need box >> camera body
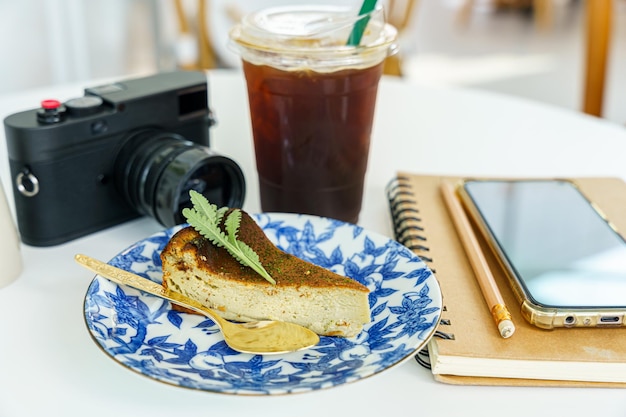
[4,71,243,247]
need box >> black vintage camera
[4,71,246,246]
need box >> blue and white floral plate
[83,213,442,395]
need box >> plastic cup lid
[228,5,398,71]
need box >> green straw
[346,0,378,46]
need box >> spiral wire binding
[386,176,455,370]
[385,176,432,262]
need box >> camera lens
[116,130,245,227]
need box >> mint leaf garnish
[182,191,276,285]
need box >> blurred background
[1,0,624,124]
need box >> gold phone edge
[454,177,626,330]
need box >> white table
[1,70,626,417]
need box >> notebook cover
[390,172,626,387]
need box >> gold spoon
[75,254,320,355]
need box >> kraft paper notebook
[386,172,626,388]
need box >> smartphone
[458,178,626,329]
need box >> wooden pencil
[440,181,515,339]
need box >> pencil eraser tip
[499,320,515,338]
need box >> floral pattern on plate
[83,213,442,395]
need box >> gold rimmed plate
[83,213,442,395]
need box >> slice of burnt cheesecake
[160,210,371,337]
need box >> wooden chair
[173,0,419,76]
[383,0,420,76]
[173,0,220,70]
[582,0,613,118]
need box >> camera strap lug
[16,168,39,197]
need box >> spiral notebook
[386,172,626,387]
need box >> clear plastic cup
[229,5,397,223]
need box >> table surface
[2,70,626,416]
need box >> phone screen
[462,179,626,309]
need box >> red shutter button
[41,99,62,110]
[37,99,66,124]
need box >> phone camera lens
[565,316,576,326]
